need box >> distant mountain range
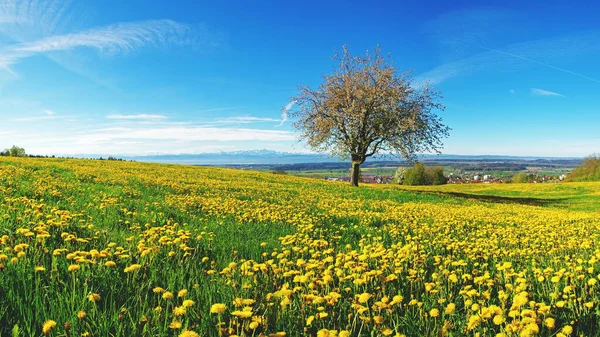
[110,150,582,165]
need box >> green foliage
[402,163,447,186]
[511,173,532,183]
[393,167,407,184]
[2,145,27,157]
[568,154,600,182]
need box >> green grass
[1,157,600,336]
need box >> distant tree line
[395,163,447,186]
[567,154,600,182]
[0,145,127,161]
[0,145,27,157]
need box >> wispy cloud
[13,114,67,121]
[531,88,564,97]
[81,126,296,143]
[107,114,168,120]
[215,116,280,124]
[276,101,296,127]
[197,107,243,113]
[423,8,522,63]
[44,109,55,115]
[0,19,199,69]
[417,30,600,85]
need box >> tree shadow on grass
[414,191,566,207]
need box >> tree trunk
[350,161,360,187]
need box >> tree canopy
[1,145,27,157]
[288,46,449,186]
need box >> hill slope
[1,157,600,336]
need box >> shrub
[568,154,600,182]
[511,173,531,183]
[402,163,447,186]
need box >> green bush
[511,173,531,183]
[402,163,447,186]
[568,154,600,182]
[2,145,26,157]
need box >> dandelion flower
[169,321,182,329]
[182,299,195,307]
[210,303,227,314]
[173,306,187,316]
[88,293,101,303]
[232,310,253,318]
[357,293,371,304]
[42,320,57,335]
[124,264,141,272]
[179,331,200,337]
[445,303,455,314]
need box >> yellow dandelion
[173,306,187,316]
[169,321,182,329]
[445,303,455,314]
[42,320,57,335]
[179,331,200,337]
[357,293,371,304]
[231,310,253,318]
[210,303,227,314]
[544,317,555,330]
[88,293,101,303]
[123,264,141,272]
[182,299,195,307]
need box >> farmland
[1,157,600,336]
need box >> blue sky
[0,0,599,157]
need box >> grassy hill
[1,157,600,336]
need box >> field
[1,157,600,337]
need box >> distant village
[325,172,567,184]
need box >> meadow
[1,157,600,337]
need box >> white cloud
[0,19,197,70]
[13,114,69,121]
[276,101,296,127]
[44,109,55,115]
[530,88,564,97]
[79,126,296,143]
[107,114,168,120]
[0,124,298,155]
[214,116,280,124]
[197,107,242,113]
